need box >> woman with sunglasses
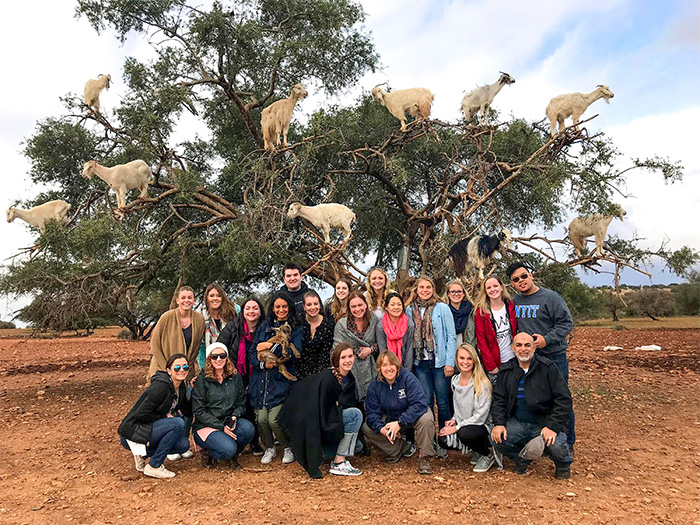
[192,342,255,469]
[118,354,192,479]
[148,285,205,383]
[249,292,302,465]
[197,283,240,372]
[474,276,517,381]
[445,279,474,348]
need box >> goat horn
[596,84,604,87]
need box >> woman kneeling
[192,343,255,469]
[281,343,363,478]
[362,351,435,475]
[439,344,498,472]
[118,354,192,479]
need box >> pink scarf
[382,313,408,362]
[237,321,254,377]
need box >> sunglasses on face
[210,353,228,361]
[511,272,529,283]
[172,365,190,372]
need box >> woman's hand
[443,366,455,378]
[358,347,372,359]
[439,426,457,436]
[223,426,238,440]
[380,421,401,444]
[264,361,277,369]
[488,367,499,374]
[257,341,273,351]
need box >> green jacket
[191,370,247,432]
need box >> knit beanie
[206,342,228,359]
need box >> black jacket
[278,282,311,316]
[491,354,571,434]
[117,370,192,443]
[191,370,247,432]
[279,369,358,478]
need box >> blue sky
[0,0,698,319]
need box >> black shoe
[228,457,242,470]
[201,449,215,469]
[250,441,265,456]
[514,461,529,475]
[555,466,571,479]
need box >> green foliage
[535,263,605,321]
[672,271,700,315]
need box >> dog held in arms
[449,230,512,279]
[257,323,301,381]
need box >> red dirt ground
[0,326,698,524]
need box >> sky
[1,0,699,318]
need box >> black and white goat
[448,230,512,278]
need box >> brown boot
[201,449,215,469]
[417,454,432,475]
[227,456,242,470]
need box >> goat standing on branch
[6,200,72,232]
[261,83,308,151]
[546,84,614,137]
[82,160,153,211]
[84,74,111,116]
[461,72,516,125]
[568,205,627,258]
[449,230,512,279]
[371,85,434,132]
[287,202,355,244]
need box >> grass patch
[579,316,699,329]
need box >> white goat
[287,202,356,244]
[546,85,614,137]
[461,72,516,125]
[568,205,626,257]
[371,85,434,132]
[82,160,152,209]
[84,74,112,115]
[261,83,309,151]
[6,200,71,231]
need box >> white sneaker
[282,447,295,464]
[133,454,146,472]
[166,453,182,461]
[261,448,277,464]
[180,450,194,459]
[329,460,362,476]
[144,464,176,479]
[473,453,495,473]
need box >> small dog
[257,323,301,381]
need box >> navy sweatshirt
[365,370,429,433]
[513,288,574,358]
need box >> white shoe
[261,448,277,464]
[180,450,194,459]
[166,453,182,461]
[144,464,176,479]
[133,454,146,472]
[329,459,362,476]
[282,447,295,464]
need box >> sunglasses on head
[511,272,530,283]
[210,353,228,361]
[172,364,190,372]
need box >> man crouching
[491,332,573,479]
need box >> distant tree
[601,289,625,321]
[625,288,675,321]
[536,263,604,321]
[672,271,700,316]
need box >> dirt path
[0,327,698,524]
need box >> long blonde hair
[456,343,491,398]
[406,275,440,307]
[474,275,512,315]
[365,267,391,312]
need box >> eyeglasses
[210,353,228,361]
[172,364,190,372]
[448,290,464,295]
[510,272,529,283]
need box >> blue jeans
[322,408,364,460]
[193,418,255,460]
[414,358,451,428]
[120,417,190,468]
[493,418,572,469]
[548,353,575,446]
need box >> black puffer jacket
[191,370,247,432]
[490,354,571,434]
[118,370,192,443]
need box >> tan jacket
[147,308,205,383]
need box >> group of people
[118,262,576,480]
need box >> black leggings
[457,424,491,456]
